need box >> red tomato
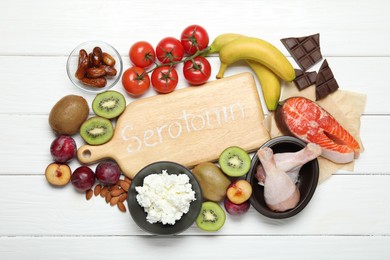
[129,41,156,69]
[156,37,185,64]
[183,57,212,85]
[151,66,178,94]
[180,25,209,55]
[122,66,150,96]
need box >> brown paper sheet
[264,83,367,183]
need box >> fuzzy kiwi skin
[49,95,89,135]
[192,162,231,202]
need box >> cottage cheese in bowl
[128,161,202,235]
[135,170,196,225]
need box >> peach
[45,163,71,186]
[226,179,252,204]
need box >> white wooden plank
[0,236,389,260]
[0,175,389,236]
[0,0,389,56]
[0,114,385,175]
[0,56,385,114]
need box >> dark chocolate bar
[293,69,317,90]
[281,33,322,71]
[315,59,339,100]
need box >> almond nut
[105,191,112,204]
[110,196,120,206]
[124,177,131,184]
[117,201,126,213]
[119,193,128,202]
[118,180,130,191]
[100,186,109,197]
[109,185,120,192]
[94,184,102,196]
[111,189,124,197]
[86,189,93,200]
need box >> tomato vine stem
[145,46,211,74]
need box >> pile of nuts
[75,46,117,88]
[86,176,131,212]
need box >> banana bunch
[208,33,295,111]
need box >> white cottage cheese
[135,170,196,225]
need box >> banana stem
[216,63,228,79]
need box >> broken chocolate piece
[281,33,322,71]
[293,69,317,90]
[315,59,339,100]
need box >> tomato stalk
[145,47,211,75]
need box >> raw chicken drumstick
[257,147,300,212]
[255,143,322,185]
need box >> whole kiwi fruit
[192,162,231,202]
[49,95,89,135]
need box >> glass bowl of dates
[246,136,320,219]
[66,41,123,93]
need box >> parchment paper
[264,83,367,183]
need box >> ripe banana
[207,33,244,54]
[246,60,280,111]
[217,37,295,82]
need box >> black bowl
[246,136,319,219]
[127,161,202,235]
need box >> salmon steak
[275,97,360,164]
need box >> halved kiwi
[79,116,114,145]
[195,201,226,231]
[92,90,126,119]
[218,146,251,177]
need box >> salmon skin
[275,97,360,164]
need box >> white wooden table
[1,0,389,259]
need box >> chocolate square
[315,60,339,100]
[293,69,317,90]
[281,33,323,71]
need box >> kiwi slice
[80,116,114,145]
[92,90,126,119]
[218,146,251,177]
[195,201,226,231]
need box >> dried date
[81,77,107,88]
[75,49,89,80]
[92,47,103,66]
[102,52,116,67]
[99,65,117,76]
[86,67,106,78]
[75,46,117,88]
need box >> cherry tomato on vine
[180,25,209,55]
[151,66,178,94]
[122,66,150,96]
[183,56,212,86]
[156,37,185,64]
[129,41,156,69]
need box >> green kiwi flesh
[80,117,114,145]
[92,90,126,119]
[195,201,226,231]
[218,146,251,177]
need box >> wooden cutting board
[77,72,270,179]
